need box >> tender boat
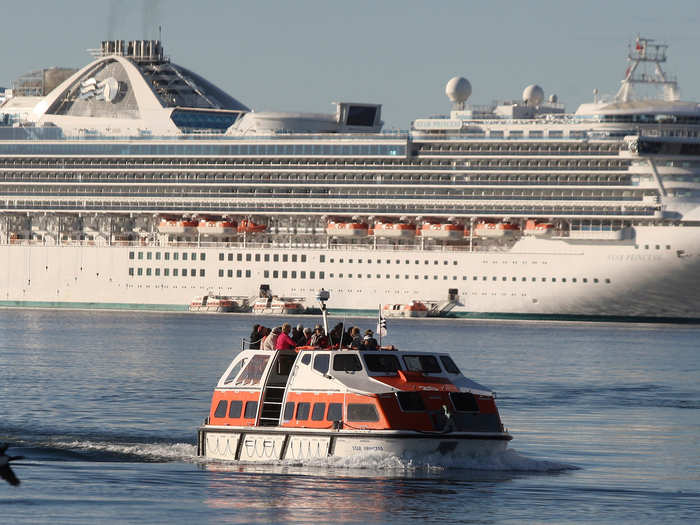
[382,300,430,318]
[237,219,267,234]
[523,219,554,236]
[474,221,520,239]
[325,220,370,238]
[420,222,464,241]
[157,218,197,235]
[190,294,240,313]
[197,219,237,236]
[373,221,417,238]
[252,296,306,315]
[197,293,512,462]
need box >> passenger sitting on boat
[329,323,345,347]
[349,327,363,349]
[292,323,306,346]
[302,327,312,345]
[363,329,378,351]
[275,323,297,350]
[249,324,261,349]
[310,325,329,347]
[263,326,281,350]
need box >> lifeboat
[326,220,369,238]
[382,300,430,318]
[238,219,267,234]
[189,294,239,313]
[373,221,416,238]
[196,321,512,462]
[252,296,306,315]
[474,221,520,239]
[420,222,464,241]
[157,218,197,235]
[197,220,237,236]
[523,220,554,236]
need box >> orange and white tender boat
[474,221,520,239]
[197,219,237,236]
[252,296,306,315]
[373,221,417,238]
[420,222,464,241]
[189,294,239,313]
[196,335,512,461]
[382,300,430,318]
[157,218,197,235]
[523,219,555,236]
[325,220,370,238]
[238,219,267,234]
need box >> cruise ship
[1,37,699,320]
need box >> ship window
[282,271,288,278]
[255,254,261,262]
[137,268,143,276]
[605,278,611,283]
[155,268,160,276]
[237,254,243,261]
[320,255,326,263]
[273,270,279,278]
[450,392,479,412]
[313,354,330,374]
[228,270,233,277]
[129,251,135,260]
[403,355,442,373]
[594,278,599,283]
[235,354,270,386]
[200,253,206,261]
[183,253,188,261]
[173,253,178,260]
[244,401,258,419]
[583,278,588,283]
[156,252,161,261]
[347,403,379,422]
[440,356,461,374]
[327,403,342,421]
[264,254,270,262]
[283,402,295,421]
[333,354,363,372]
[245,270,251,278]
[312,402,326,421]
[301,353,311,365]
[246,254,252,261]
[200,269,205,277]
[291,271,297,278]
[319,272,325,279]
[223,358,247,384]
[138,252,143,260]
[129,268,134,276]
[283,254,288,262]
[310,271,315,279]
[165,253,170,261]
[296,402,310,421]
[228,400,243,418]
[292,254,297,262]
[213,400,228,418]
[274,254,279,262]
[397,391,425,411]
[237,270,243,277]
[300,271,306,279]
[264,270,269,278]
[173,269,178,276]
[190,269,196,277]
[219,253,224,261]
[363,354,400,373]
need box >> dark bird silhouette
[0,444,24,486]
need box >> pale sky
[2,0,699,127]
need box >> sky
[2,0,699,128]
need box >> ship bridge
[29,40,249,135]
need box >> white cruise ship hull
[2,225,699,320]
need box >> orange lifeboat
[524,220,554,236]
[197,219,237,236]
[382,300,429,318]
[326,220,369,238]
[238,219,267,234]
[420,222,464,241]
[373,221,416,239]
[158,218,197,235]
[474,221,520,239]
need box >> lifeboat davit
[382,300,430,318]
[474,221,520,239]
[326,220,369,238]
[523,220,554,236]
[196,321,512,462]
[197,220,237,236]
[158,218,197,235]
[373,221,416,238]
[238,219,267,234]
[420,222,464,241]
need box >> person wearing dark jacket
[249,324,261,349]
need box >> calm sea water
[1,309,698,524]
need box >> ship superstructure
[1,38,699,320]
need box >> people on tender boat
[302,327,312,345]
[349,326,363,349]
[292,323,306,346]
[310,325,329,347]
[249,324,262,349]
[275,323,296,350]
[363,329,378,350]
[263,326,281,350]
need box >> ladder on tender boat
[259,385,286,426]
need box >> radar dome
[445,77,472,104]
[522,84,544,106]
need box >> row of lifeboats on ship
[325,218,557,240]
[157,217,267,236]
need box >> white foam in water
[52,440,197,461]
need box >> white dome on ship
[445,76,472,103]
[522,84,544,106]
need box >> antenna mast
[616,36,679,102]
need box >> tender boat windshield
[403,355,442,373]
[363,354,401,374]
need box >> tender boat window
[234,355,270,386]
[333,354,363,372]
[244,401,258,419]
[403,355,442,373]
[327,403,342,421]
[214,400,227,418]
[363,354,401,374]
[223,358,247,384]
[396,392,425,411]
[313,354,330,374]
[300,353,311,365]
[450,392,480,412]
[228,400,243,418]
[347,403,380,422]
[296,402,311,420]
[440,355,461,374]
[312,402,326,421]
[283,402,295,421]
